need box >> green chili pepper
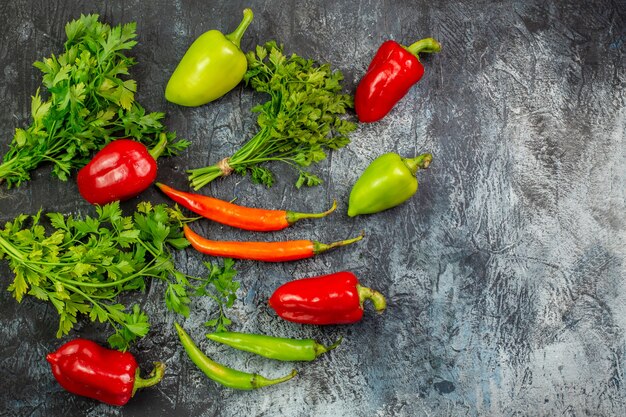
[207,332,342,362]
[174,323,296,390]
[348,152,432,217]
[165,9,254,106]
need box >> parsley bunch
[187,41,356,189]
[0,14,189,189]
[0,202,237,350]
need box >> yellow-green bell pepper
[165,9,254,107]
[347,152,432,217]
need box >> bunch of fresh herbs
[0,14,189,188]
[0,201,238,350]
[187,41,356,189]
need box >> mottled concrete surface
[0,1,624,416]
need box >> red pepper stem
[403,153,432,176]
[148,133,168,160]
[313,231,365,255]
[356,284,387,312]
[314,336,343,357]
[286,199,337,225]
[405,37,442,58]
[225,8,254,48]
[131,361,166,397]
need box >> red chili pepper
[77,133,168,205]
[355,37,441,123]
[156,182,337,231]
[183,224,363,262]
[269,271,387,325]
[46,339,165,406]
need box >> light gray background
[0,1,624,416]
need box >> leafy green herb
[163,259,239,333]
[0,202,213,351]
[0,14,189,189]
[195,259,240,333]
[187,41,356,189]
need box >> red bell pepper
[268,271,387,325]
[46,338,165,406]
[354,37,441,123]
[76,133,167,205]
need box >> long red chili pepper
[355,37,441,123]
[156,182,336,231]
[46,338,165,406]
[269,271,387,325]
[77,133,168,205]
[183,224,363,262]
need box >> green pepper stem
[252,369,298,388]
[405,38,441,57]
[313,231,365,255]
[314,336,343,358]
[286,200,337,225]
[226,8,254,48]
[148,133,168,160]
[403,153,432,176]
[356,284,387,313]
[131,361,166,397]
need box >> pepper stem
[286,200,337,225]
[314,336,343,358]
[405,37,441,58]
[148,133,168,160]
[313,231,365,255]
[252,369,297,389]
[131,361,166,397]
[356,284,387,313]
[403,153,432,176]
[225,8,254,48]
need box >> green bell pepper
[165,8,254,107]
[347,152,432,217]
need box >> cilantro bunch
[0,202,238,350]
[0,14,189,188]
[187,41,356,189]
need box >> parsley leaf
[188,41,356,189]
[192,259,240,333]
[0,14,189,189]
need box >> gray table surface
[1,1,624,416]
